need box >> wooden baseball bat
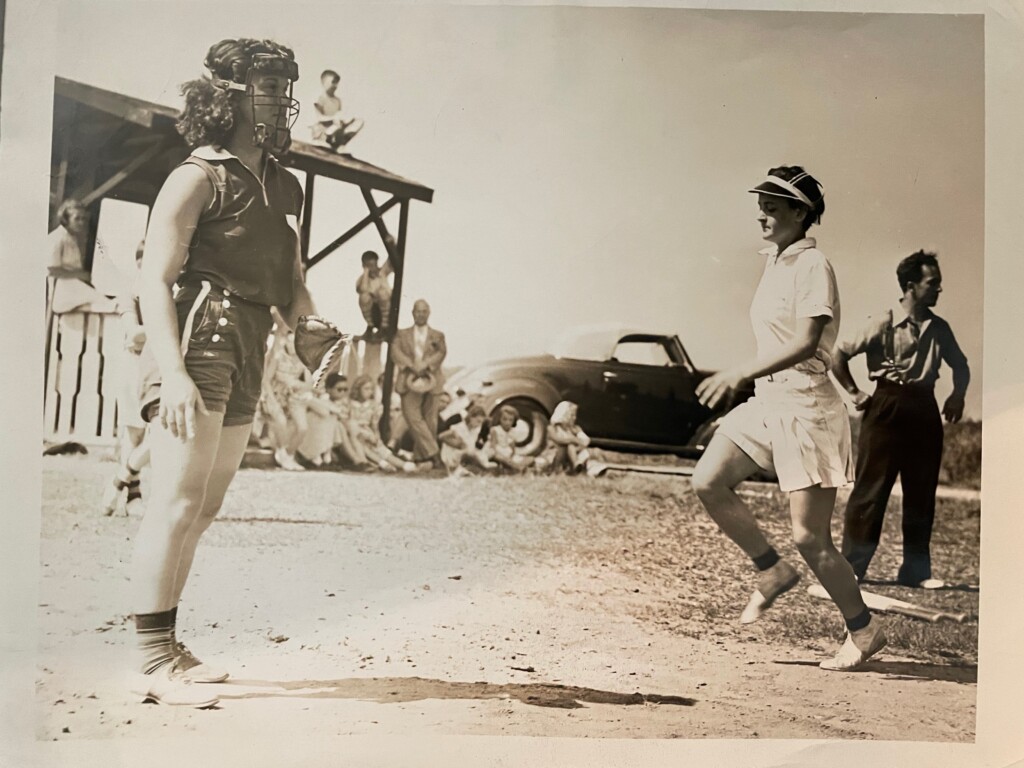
[806,584,968,623]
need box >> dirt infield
[36,455,978,744]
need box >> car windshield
[549,326,686,366]
[549,326,637,361]
[611,340,673,366]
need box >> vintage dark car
[445,324,754,457]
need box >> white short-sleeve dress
[716,237,854,492]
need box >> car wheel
[494,399,549,456]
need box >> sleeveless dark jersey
[179,146,303,307]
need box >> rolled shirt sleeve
[794,254,836,320]
[836,313,888,360]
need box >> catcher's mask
[213,53,300,155]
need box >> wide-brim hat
[407,371,436,394]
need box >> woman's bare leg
[789,486,867,619]
[130,410,225,613]
[336,425,366,464]
[286,401,309,453]
[170,423,253,604]
[690,435,771,558]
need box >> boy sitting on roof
[310,69,363,154]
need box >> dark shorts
[140,281,274,427]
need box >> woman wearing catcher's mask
[131,38,321,707]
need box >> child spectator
[263,324,315,471]
[487,404,534,474]
[436,390,463,434]
[541,401,608,477]
[439,403,494,472]
[297,373,370,470]
[102,240,150,515]
[356,250,393,341]
[310,69,363,154]
[348,374,417,473]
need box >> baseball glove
[293,315,352,389]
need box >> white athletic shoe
[820,617,887,671]
[130,662,220,707]
[739,560,801,624]
[175,642,229,684]
[275,448,305,471]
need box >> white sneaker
[130,662,220,707]
[586,461,609,478]
[274,447,290,468]
[820,617,887,671]
[402,461,417,473]
[739,560,801,624]
[275,449,305,471]
[175,642,229,684]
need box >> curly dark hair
[766,165,825,231]
[176,38,296,149]
[896,250,940,292]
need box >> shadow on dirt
[773,659,976,684]
[217,676,697,709]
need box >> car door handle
[602,372,618,379]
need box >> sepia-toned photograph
[2,1,1021,766]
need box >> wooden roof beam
[80,139,166,207]
[305,194,401,270]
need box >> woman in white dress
[691,165,885,671]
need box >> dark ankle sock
[114,467,140,490]
[134,607,178,674]
[126,480,142,503]
[845,608,871,633]
[752,548,780,571]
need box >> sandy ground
[35,455,977,748]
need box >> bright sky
[56,3,984,416]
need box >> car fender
[687,415,723,453]
[479,378,560,417]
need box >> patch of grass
[574,477,980,665]
[940,420,982,489]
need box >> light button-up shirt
[749,237,841,375]
[836,303,969,387]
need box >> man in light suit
[390,299,447,469]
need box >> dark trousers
[841,381,944,583]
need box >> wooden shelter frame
[46,77,433,444]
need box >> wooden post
[299,172,315,266]
[50,105,74,230]
[76,313,105,438]
[378,199,409,442]
[305,195,399,270]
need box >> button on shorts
[139,281,274,427]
